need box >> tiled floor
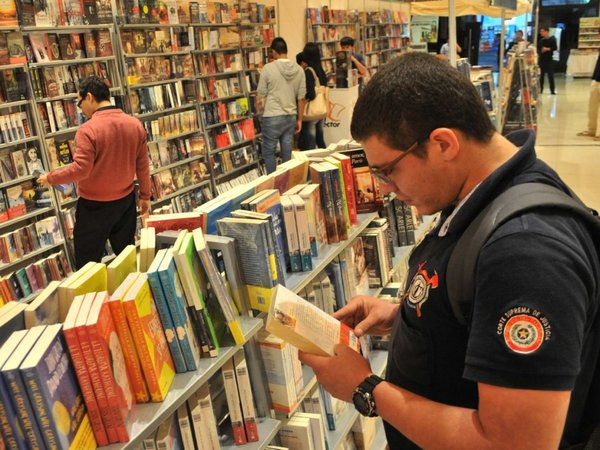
[534,75,600,210]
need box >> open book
[266,285,359,357]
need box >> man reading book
[38,76,151,269]
[299,53,600,449]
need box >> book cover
[342,148,383,213]
[146,249,188,373]
[266,284,360,357]
[108,272,149,403]
[1,326,47,449]
[0,329,29,449]
[5,185,26,220]
[122,273,175,402]
[320,161,349,241]
[10,149,28,178]
[86,292,135,443]
[172,231,219,357]
[23,280,60,328]
[107,244,136,295]
[82,31,96,58]
[192,228,245,345]
[6,31,26,64]
[0,0,18,26]
[299,184,328,257]
[58,261,106,322]
[94,29,113,57]
[59,294,110,446]
[20,324,95,450]
[309,163,339,244]
[58,34,76,60]
[279,416,314,450]
[157,249,202,370]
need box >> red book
[76,292,119,444]
[62,294,110,446]
[331,152,358,226]
[145,212,203,233]
[86,292,136,442]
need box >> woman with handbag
[298,43,328,150]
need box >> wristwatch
[352,374,384,417]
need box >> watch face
[352,390,372,416]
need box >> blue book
[0,330,29,450]
[320,161,349,241]
[158,250,202,371]
[325,261,346,311]
[20,324,92,450]
[146,249,187,373]
[1,326,48,450]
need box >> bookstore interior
[0,0,591,448]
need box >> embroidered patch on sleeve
[497,307,552,354]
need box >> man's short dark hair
[79,75,110,102]
[270,37,287,55]
[340,36,355,47]
[541,27,549,32]
[351,52,495,151]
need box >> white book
[187,385,220,450]
[295,412,327,450]
[280,195,301,272]
[319,272,335,316]
[290,194,312,272]
[222,358,246,445]
[177,403,195,450]
[233,349,259,442]
[280,416,314,450]
[45,101,57,133]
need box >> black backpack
[446,182,600,449]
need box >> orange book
[86,292,136,442]
[76,292,119,444]
[122,273,175,402]
[108,272,149,403]
[331,152,358,226]
[62,294,109,447]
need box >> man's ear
[428,128,460,161]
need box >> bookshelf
[501,47,539,134]
[0,28,74,296]
[578,17,600,50]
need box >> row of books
[16,0,114,27]
[148,133,205,172]
[194,27,240,50]
[310,23,356,43]
[141,109,199,142]
[211,143,256,176]
[0,178,52,220]
[120,28,177,55]
[240,25,274,49]
[306,7,360,25]
[29,61,112,100]
[0,112,31,146]
[379,197,421,248]
[206,118,254,150]
[214,166,260,195]
[0,249,71,303]
[196,52,244,76]
[199,75,242,103]
[25,29,113,64]
[151,158,209,200]
[360,219,394,289]
[37,99,82,134]
[125,54,194,85]
[130,80,195,116]
[200,98,249,127]
[0,215,62,265]
[151,185,213,215]
[242,47,268,70]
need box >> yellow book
[62,263,107,319]
[107,245,137,294]
[57,261,97,322]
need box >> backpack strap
[447,182,599,327]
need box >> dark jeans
[74,190,137,269]
[298,119,326,150]
[261,115,296,173]
[540,61,555,93]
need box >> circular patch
[503,314,545,354]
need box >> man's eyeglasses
[369,140,422,185]
[77,93,87,109]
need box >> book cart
[0,25,74,301]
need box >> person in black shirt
[297,43,328,150]
[299,52,600,449]
[538,27,558,94]
[577,51,600,138]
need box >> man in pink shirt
[39,76,151,269]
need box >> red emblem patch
[503,314,545,354]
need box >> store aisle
[535,75,600,210]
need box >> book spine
[62,327,109,446]
[3,369,47,450]
[233,352,259,442]
[327,166,349,241]
[146,271,187,373]
[122,300,164,402]
[222,360,247,445]
[87,324,129,442]
[339,158,358,225]
[76,324,119,443]
[280,196,301,272]
[292,196,313,272]
[0,378,28,450]
[313,168,339,244]
[176,403,195,450]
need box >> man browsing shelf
[538,27,557,94]
[256,37,306,174]
[299,53,600,449]
[340,36,368,89]
[38,76,151,269]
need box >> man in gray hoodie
[257,37,306,173]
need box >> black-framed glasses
[369,140,421,185]
[77,93,87,108]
